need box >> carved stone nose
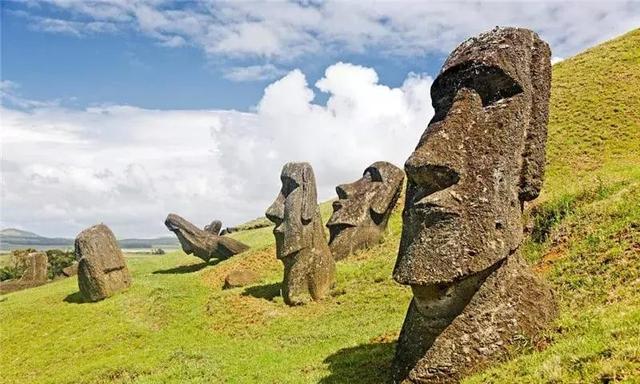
[336,183,354,199]
[405,157,460,196]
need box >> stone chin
[327,224,382,260]
[273,226,309,260]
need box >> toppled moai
[265,162,335,305]
[392,27,557,383]
[326,161,404,260]
[165,214,250,262]
[75,224,132,302]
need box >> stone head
[204,220,222,235]
[393,27,551,287]
[165,213,203,255]
[326,161,404,258]
[265,162,319,258]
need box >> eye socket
[280,176,299,198]
[430,62,524,123]
[363,167,383,182]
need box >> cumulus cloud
[17,1,640,60]
[1,63,432,237]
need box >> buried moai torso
[75,224,132,302]
[326,161,404,260]
[265,162,336,305]
[392,27,557,383]
[165,214,249,262]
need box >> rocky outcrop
[19,251,48,282]
[223,269,260,289]
[0,251,49,294]
[164,214,250,262]
[62,263,78,277]
[266,162,335,305]
[327,161,404,259]
[75,224,132,302]
[392,27,557,383]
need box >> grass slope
[1,29,639,384]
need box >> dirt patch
[534,246,567,274]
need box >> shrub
[0,249,36,281]
[45,249,76,279]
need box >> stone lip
[75,223,132,302]
[164,213,250,262]
[327,161,404,260]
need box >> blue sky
[1,1,639,238]
[2,1,443,110]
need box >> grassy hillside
[1,29,639,384]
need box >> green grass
[1,29,639,384]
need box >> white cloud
[551,56,564,65]
[20,1,640,60]
[223,64,285,82]
[1,63,432,238]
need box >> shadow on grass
[63,291,86,304]
[152,260,218,275]
[319,342,395,384]
[242,282,281,301]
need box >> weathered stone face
[265,162,336,305]
[394,27,551,286]
[327,161,404,259]
[165,214,249,262]
[391,27,556,383]
[75,224,132,302]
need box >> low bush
[45,249,76,279]
[0,249,36,281]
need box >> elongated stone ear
[301,164,318,222]
[370,183,396,216]
[519,36,551,202]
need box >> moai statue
[165,214,249,262]
[392,27,557,383]
[265,162,336,305]
[75,224,132,302]
[326,161,404,260]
